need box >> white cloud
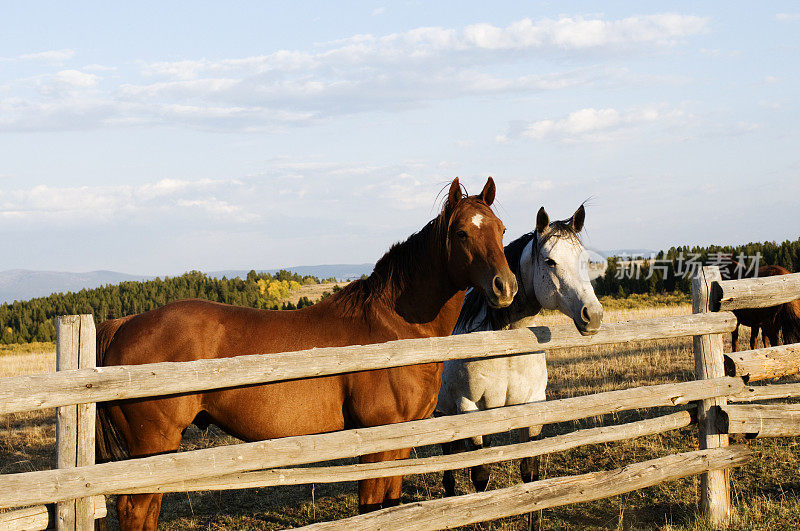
[176,198,259,222]
[17,49,75,63]
[52,70,99,88]
[0,14,708,132]
[776,13,800,22]
[0,161,458,230]
[0,178,257,225]
[518,105,689,143]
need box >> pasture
[2,301,798,530]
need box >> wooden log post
[56,315,97,531]
[692,266,731,525]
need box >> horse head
[442,177,517,308]
[522,204,603,335]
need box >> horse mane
[332,186,479,318]
[333,216,447,314]
[454,218,582,333]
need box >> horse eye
[545,258,557,267]
[456,230,468,240]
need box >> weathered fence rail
[1,267,799,530]
[0,311,737,415]
[0,377,743,509]
[714,273,800,311]
[124,409,696,494]
[724,343,800,382]
[302,447,752,531]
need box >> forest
[1,238,798,344]
[593,238,800,297]
[0,270,328,344]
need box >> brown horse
[720,259,800,350]
[96,177,517,530]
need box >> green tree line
[594,238,800,298]
[0,270,326,344]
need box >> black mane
[332,192,487,316]
[334,215,446,312]
[454,218,581,332]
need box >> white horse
[436,204,603,495]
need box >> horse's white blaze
[471,214,483,227]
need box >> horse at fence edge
[95,177,517,530]
[720,258,800,350]
[436,204,603,496]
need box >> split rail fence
[1,266,800,529]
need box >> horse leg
[383,448,413,508]
[518,425,544,531]
[357,449,409,513]
[469,433,491,493]
[116,424,183,531]
[441,438,466,497]
[750,326,759,350]
[456,397,490,493]
[764,323,779,348]
[731,325,739,352]
[117,493,164,531]
[519,425,543,483]
[112,403,189,530]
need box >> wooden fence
[1,266,799,530]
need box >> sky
[1,1,798,275]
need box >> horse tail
[779,300,800,345]
[95,315,135,462]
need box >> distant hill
[0,264,375,304]
[0,269,152,304]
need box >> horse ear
[447,177,463,209]
[536,207,549,233]
[479,177,496,206]
[571,205,585,233]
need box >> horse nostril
[493,275,504,296]
[581,306,591,324]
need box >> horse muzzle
[486,272,517,309]
[575,303,603,336]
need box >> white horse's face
[520,206,603,336]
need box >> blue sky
[1,2,798,274]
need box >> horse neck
[377,226,465,334]
[458,234,542,333]
[490,236,543,329]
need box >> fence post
[692,266,731,525]
[56,315,97,531]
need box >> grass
[1,304,799,529]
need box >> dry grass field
[285,281,346,306]
[2,301,799,530]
